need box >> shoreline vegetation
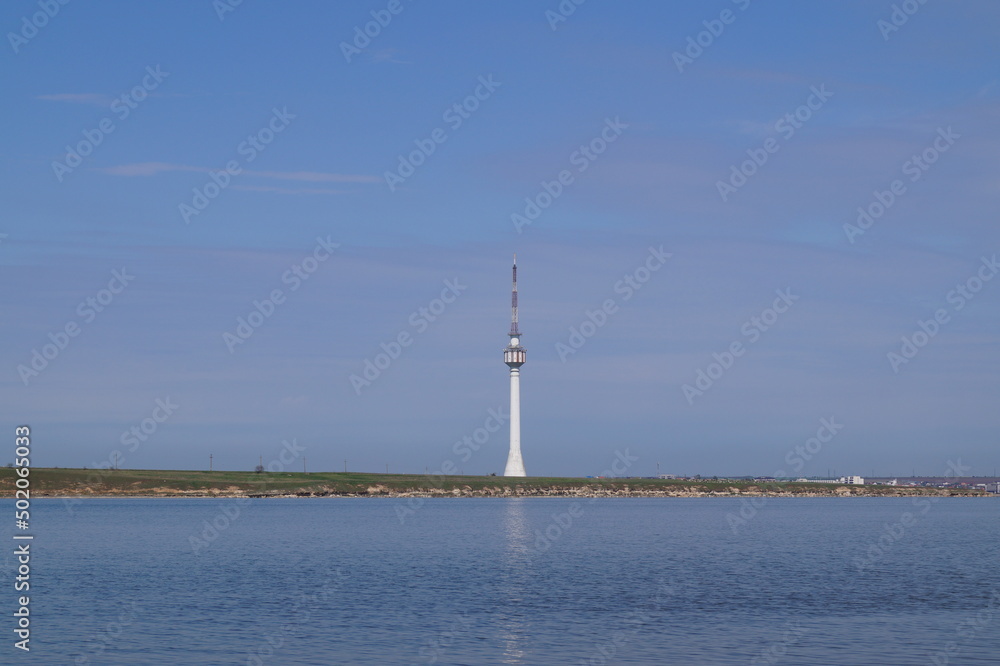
[0,468,994,499]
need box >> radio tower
[503,254,527,477]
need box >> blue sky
[3,0,999,478]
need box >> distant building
[839,476,865,485]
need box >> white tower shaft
[504,366,525,476]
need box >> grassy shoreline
[0,467,993,498]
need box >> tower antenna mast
[510,253,520,336]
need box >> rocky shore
[39,483,992,499]
[5,468,993,499]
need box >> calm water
[4,497,1000,664]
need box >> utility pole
[386,464,388,475]
[344,459,347,473]
[210,454,213,472]
[303,457,306,474]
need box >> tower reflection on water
[499,499,529,664]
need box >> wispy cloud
[231,185,348,195]
[713,68,813,85]
[99,162,202,177]
[371,48,410,64]
[246,169,379,183]
[97,162,380,184]
[728,119,776,138]
[37,93,114,107]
